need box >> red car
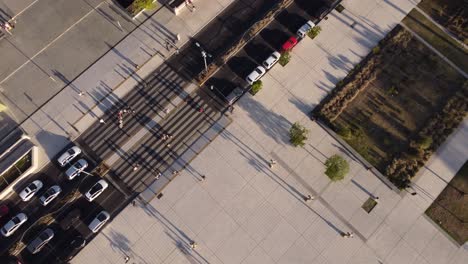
[282,36,298,52]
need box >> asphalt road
[0,147,126,263]
[205,0,332,97]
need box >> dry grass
[426,161,468,245]
[334,29,465,171]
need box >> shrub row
[314,28,412,123]
[385,82,468,188]
[196,0,294,84]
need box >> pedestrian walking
[199,107,204,113]
[155,172,162,180]
[133,164,140,171]
[166,143,171,148]
[132,200,136,206]
[374,196,379,200]
[172,170,179,176]
[341,232,354,238]
[164,108,170,114]
[190,241,197,249]
[268,159,276,168]
[200,175,206,181]
[99,119,106,124]
[78,91,84,96]
[176,33,181,42]
[124,255,130,263]
[304,194,315,202]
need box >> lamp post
[194,42,212,72]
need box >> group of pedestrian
[341,232,354,238]
[1,20,15,35]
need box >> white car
[1,213,28,237]
[57,146,82,167]
[262,51,281,70]
[19,180,43,202]
[88,211,110,233]
[85,180,109,202]
[39,185,62,206]
[65,159,88,180]
[245,66,266,85]
[297,20,316,38]
[27,228,54,254]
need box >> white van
[297,21,316,39]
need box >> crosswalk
[79,61,228,194]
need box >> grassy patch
[307,26,322,39]
[362,198,378,213]
[332,28,465,171]
[249,80,263,95]
[403,9,468,72]
[426,161,468,245]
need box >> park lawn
[403,9,468,72]
[426,161,468,245]
[333,29,465,172]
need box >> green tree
[289,122,309,147]
[325,155,349,181]
[133,0,157,11]
[417,136,432,150]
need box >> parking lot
[204,0,331,97]
[0,145,126,263]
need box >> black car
[59,209,81,230]
[56,235,86,262]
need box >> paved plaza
[73,0,468,264]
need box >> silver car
[19,180,43,202]
[1,213,28,237]
[65,159,88,180]
[57,146,82,167]
[27,228,54,254]
[85,180,108,202]
[39,185,62,206]
[88,211,110,233]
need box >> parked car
[27,228,54,254]
[85,180,108,202]
[39,185,62,206]
[315,6,328,20]
[1,213,28,237]
[262,51,281,70]
[19,180,43,202]
[65,159,88,180]
[245,66,266,85]
[297,20,316,39]
[88,211,110,233]
[225,87,244,105]
[57,146,82,167]
[0,205,9,219]
[281,36,298,51]
[59,209,81,230]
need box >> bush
[372,46,381,54]
[307,26,322,39]
[336,4,345,13]
[289,122,309,147]
[325,155,349,181]
[133,0,156,10]
[250,80,263,95]
[417,136,433,150]
[279,51,291,66]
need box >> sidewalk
[19,0,235,170]
[74,0,466,263]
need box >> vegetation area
[249,80,263,95]
[0,151,32,192]
[122,0,157,16]
[315,26,467,188]
[279,51,291,66]
[418,0,467,44]
[289,122,308,147]
[426,161,468,245]
[325,155,349,181]
[403,9,468,72]
[307,26,322,39]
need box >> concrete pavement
[73,0,467,263]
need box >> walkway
[73,0,467,263]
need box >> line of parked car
[0,145,111,256]
[245,20,317,85]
